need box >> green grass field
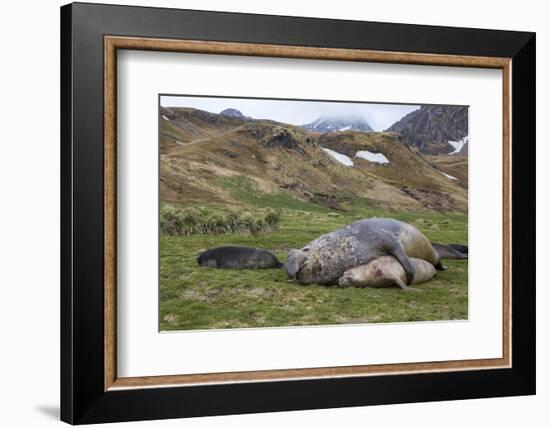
[159,197,468,331]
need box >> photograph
[159,95,469,331]
[51,1,537,424]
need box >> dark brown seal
[198,246,282,269]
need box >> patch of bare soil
[400,186,458,212]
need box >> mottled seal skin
[338,256,437,290]
[431,243,468,260]
[285,218,439,286]
[197,246,282,269]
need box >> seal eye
[303,247,310,252]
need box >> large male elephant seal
[338,256,437,290]
[285,218,440,286]
[197,246,282,269]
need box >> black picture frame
[61,2,535,424]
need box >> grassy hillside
[426,155,469,189]
[160,108,467,213]
[319,131,467,211]
[160,106,249,153]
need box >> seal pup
[197,246,282,269]
[285,218,440,286]
[338,256,437,291]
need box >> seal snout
[338,275,352,288]
[284,248,311,280]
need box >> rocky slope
[386,105,468,155]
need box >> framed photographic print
[60,2,536,424]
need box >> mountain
[160,107,467,213]
[386,105,468,155]
[302,115,374,133]
[160,107,251,154]
[457,141,468,156]
[318,131,467,210]
[220,108,251,120]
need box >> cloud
[160,95,421,131]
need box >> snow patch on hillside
[441,171,458,180]
[322,148,354,166]
[448,136,469,154]
[355,150,390,164]
[162,115,170,121]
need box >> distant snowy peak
[302,116,373,133]
[220,108,251,120]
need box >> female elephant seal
[285,218,439,286]
[338,256,437,291]
[197,246,282,269]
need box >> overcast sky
[160,95,420,131]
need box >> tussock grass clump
[160,205,280,236]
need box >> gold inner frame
[104,35,512,391]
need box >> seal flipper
[448,243,468,255]
[389,243,415,285]
[432,243,468,260]
[435,261,447,271]
[394,277,420,292]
